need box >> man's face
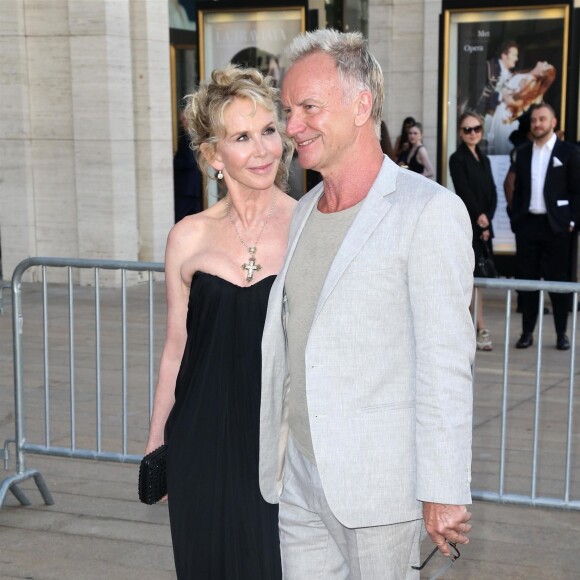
[281,52,358,174]
[530,106,557,142]
[501,47,519,70]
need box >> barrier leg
[0,470,54,510]
[33,471,55,505]
[8,483,31,506]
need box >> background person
[396,122,434,179]
[450,112,498,351]
[145,65,295,579]
[173,111,203,221]
[510,102,580,350]
[380,120,395,160]
[393,115,415,158]
[260,29,474,579]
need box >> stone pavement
[1,281,580,579]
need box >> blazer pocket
[359,400,415,413]
[346,260,403,275]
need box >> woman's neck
[466,142,479,158]
[227,186,278,229]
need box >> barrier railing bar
[148,271,154,419]
[12,269,25,474]
[530,290,545,500]
[95,268,102,454]
[564,292,578,502]
[122,269,128,456]
[68,267,76,451]
[42,266,50,447]
[21,442,142,464]
[498,289,512,497]
[475,277,580,293]
[472,490,580,511]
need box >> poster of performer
[199,8,305,84]
[442,6,569,253]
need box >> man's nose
[285,113,304,138]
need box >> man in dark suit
[510,102,580,350]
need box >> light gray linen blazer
[259,156,475,528]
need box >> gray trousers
[279,437,423,579]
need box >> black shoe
[557,334,570,351]
[516,333,534,348]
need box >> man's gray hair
[285,29,384,138]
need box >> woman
[393,115,415,158]
[486,61,556,154]
[145,65,295,579]
[449,112,498,351]
[380,120,395,160]
[396,122,434,179]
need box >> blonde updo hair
[183,64,294,191]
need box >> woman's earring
[217,169,224,180]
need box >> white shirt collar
[533,132,557,152]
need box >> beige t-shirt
[285,199,362,464]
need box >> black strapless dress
[164,272,281,580]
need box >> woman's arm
[449,153,484,222]
[145,224,192,454]
[417,146,434,179]
[486,157,498,221]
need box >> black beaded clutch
[138,444,167,505]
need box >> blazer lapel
[312,158,398,324]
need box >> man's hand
[423,502,472,556]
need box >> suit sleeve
[449,153,483,223]
[486,157,498,222]
[567,144,580,225]
[408,191,475,505]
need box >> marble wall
[2,1,576,281]
[368,0,441,167]
[0,0,173,282]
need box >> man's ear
[354,89,373,127]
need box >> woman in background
[393,115,415,158]
[449,111,497,351]
[396,122,434,179]
[145,65,295,579]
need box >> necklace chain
[226,191,278,251]
[226,191,278,282]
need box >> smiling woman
[144,64,296,579]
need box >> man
[259,30,474,578]
[510,102,580,350]
[476,41,519,116]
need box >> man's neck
[535,132,555,148]
[318,147,384,213]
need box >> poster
[442,6,569,253]
[199,8,306,84]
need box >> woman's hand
[477,214,489,229]
[481,230,491,242]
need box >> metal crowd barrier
[0,257,164,510]
[1,260,579,512]
[471,277,579,510]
